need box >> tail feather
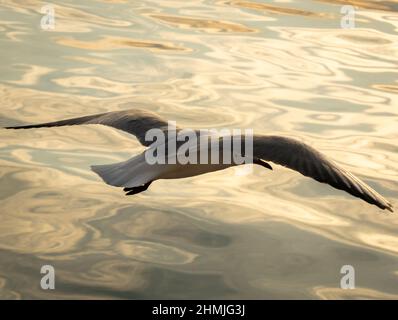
[91,154,160,188]
[91,162,128,187]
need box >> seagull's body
[5,109,393,212]
[92,130,243,190]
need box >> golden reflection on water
[0,0,397,299]
[223,0,330,18]
[316,0,398,12]
[56,36,189,52]
[313,287,398,299]
[148,14,256,33]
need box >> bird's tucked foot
[253,158,273,170]
[123,181,152,196]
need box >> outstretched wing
[253,135,393,212]
[5,109,170,147]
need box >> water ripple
[0,0,398,299]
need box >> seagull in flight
[5,109,393,212]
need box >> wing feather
[253,135,393,212]
[5,109,170,147]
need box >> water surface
[0,0,397,299]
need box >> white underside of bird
[91,134,238,187]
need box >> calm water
[0,0,398,299]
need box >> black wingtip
[4,125,33,130]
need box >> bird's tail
[91,154,159,188]
[91,161,129,187]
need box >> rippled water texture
[0,0,397,299]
